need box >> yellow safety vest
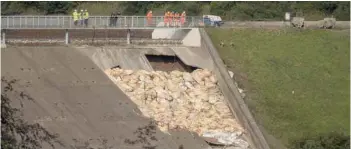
[72,12,78,21]
[79,12,84,19]
[84,12,89,19]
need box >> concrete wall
[152,28,180,39]
[152,23,192,40]
[76,46,156,71]
[152,29,190,40]
[199,28,270,149]
[171,47,213,69]
[182,28,201,47]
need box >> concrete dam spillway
[1,28,270,149]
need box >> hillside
[207,28,350,148]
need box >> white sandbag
[208,95,218,104]
[170,91,181,100]
[170,70,183,78]
[182,73,194,82]
[191,70,205,85]
[228,70,234,78]
[201,69,212,78]
[184,81,194,89]
[166,80,178,92]
[104,68,248,146]
[209,75,217,84]
[119,83,133,92]
[124,69,134,75]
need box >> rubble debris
[105,68,249,148]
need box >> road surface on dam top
[1,46,210,149]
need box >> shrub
[291,133,350,149]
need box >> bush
[291,133,350,149]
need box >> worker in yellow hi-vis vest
[79,9,84,26]
[72,9,78,26]
[84,9,89,27]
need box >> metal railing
[1,15,204,29]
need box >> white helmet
[81,9,83,12]
[74,9,77,12]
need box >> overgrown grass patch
[206,28,350,148]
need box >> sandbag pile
[105,68,244,136]
[319,18,336,29]
[291,17,305,28]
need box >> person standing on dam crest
[174,12,180,27]
[72,10,79,26]
[181,11,186,27]
[109,12,115,27]
[80,9,84,26]
[115,12,120,27]
[146,10,153,26]
[84,9,89,27]
[164,11,169,27]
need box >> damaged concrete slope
[1,28,270,149]
[1,46,211,149]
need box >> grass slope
[206,28,350,147]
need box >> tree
[0,1,350,20]
[333,2,350,20]
[1,77,64,149]
[1,2,26,15]
[38,1,74,15]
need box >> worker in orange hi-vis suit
[167,11,171,27]
[170,11,174,26]
[181,11,186,26]
[146,10,153,26]
[174,12,180,27]
[164,11,168,27]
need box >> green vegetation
[1,77,63,149]
[1,1,350,21]
[207,28,350,148]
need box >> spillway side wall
[199,28,270,149]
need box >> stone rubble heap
[105,68,245,138]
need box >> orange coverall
[181,12,186,25]
[164,12,168,26]
[169,12,174,26]
[146,12,152,26]
[174,13,179,26]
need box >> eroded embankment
[105,68,250,148]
